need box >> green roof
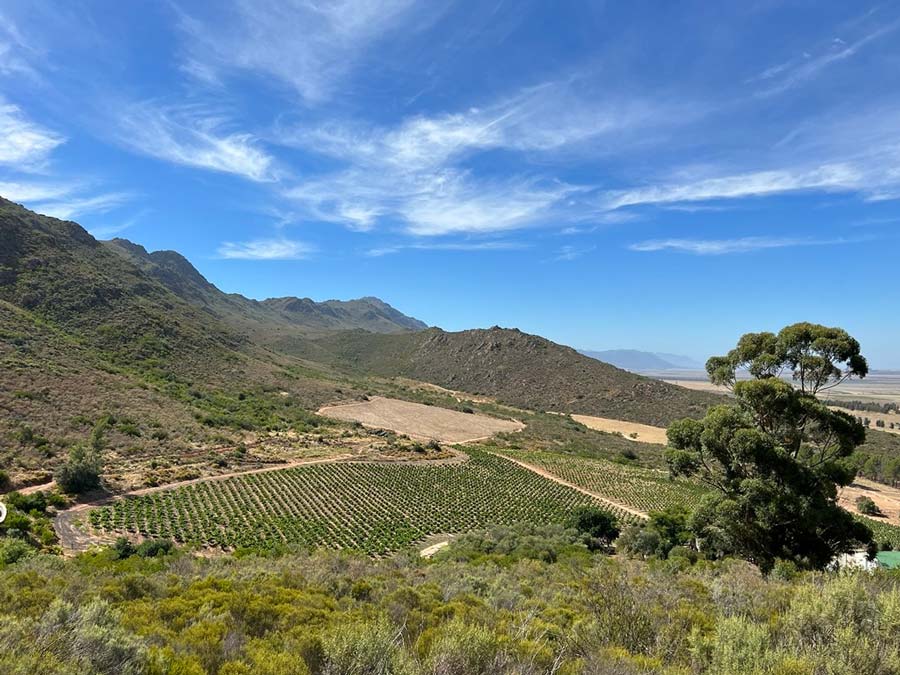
[876,551,900,569]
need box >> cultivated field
[88,449,631,555]
[498,449,707,515]
[318,396,523,442]
[570,414,668,445]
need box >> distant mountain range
[105,237,427,335]
[581,349,704,372]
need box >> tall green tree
[666,323,872,571]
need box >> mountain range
[0,196,719,481]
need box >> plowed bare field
[318,396,523,443]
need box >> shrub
[135,539,174,558]
[321,618,400,675]
[113,537,136,559]
[55,445,102,494]
[0,538,33,565]
[6,490,47,514]
[568,506,620,548]
[856,496,882,516]
[617,525,662,558]
[0,469,9,489]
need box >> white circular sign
[0,503,6,524]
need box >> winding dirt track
[492,452,649,520]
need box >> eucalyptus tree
[667,323,872,571]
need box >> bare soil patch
[318,396,523,443]
[570,414,668,445]
[839,477,900,521]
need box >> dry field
[664,370,900,406]
[318,396,523,443]
[839,477,900,522]
[570,414,668,445]
[829,407,900,435]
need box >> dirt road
[493,452,648,520]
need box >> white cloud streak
[603,164,864,210]
[753,18,900,96]
[366,240,528,257]
[217,238,314,260]
[0,180,76,203]
[629,235,862,255]
[0,102,64,168]
[32,192,132,220]
[116,103,276,182]
[278,83,679,235]
[177,0,423,103]
[551,244,595,262]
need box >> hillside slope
[297,328,721,426]
[0,199,357,483]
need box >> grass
[89,448,638,555]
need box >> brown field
[570,414,668,445]
[839,477,900,522]
[828,407,900,435]
[318,396,524,443]
[664,370,900,406]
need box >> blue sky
[1,2,899,367]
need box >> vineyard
[859,516,900,549]
[498,449,708,514]
[89,449,638,555]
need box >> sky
[1,1,899,368]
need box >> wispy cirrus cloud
[278,82,686,235]
[0,13,38,78]
[751,15,900,96]
[35,192,132,220]
[603,164,864,211]
[115,102,277,182]
[87,210,148,239]
[217,238,314,260]
[629,235,864,255]
[0,102,64,169]
[0,180,76,203]
[550,244,595,262]
[366,239,528,257]
[176,0,427,103]
[0,178,131,220]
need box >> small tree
[568,506,620,548]
[668,323,872,572]
[55,445,102,494]
[856,496,882,516]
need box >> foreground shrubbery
[1,524,900,674]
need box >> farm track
[491,452,649,520]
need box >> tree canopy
[666,322,871,572]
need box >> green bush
[55,445,102,494]
[856,496,882,516]
[0,538,33,565]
